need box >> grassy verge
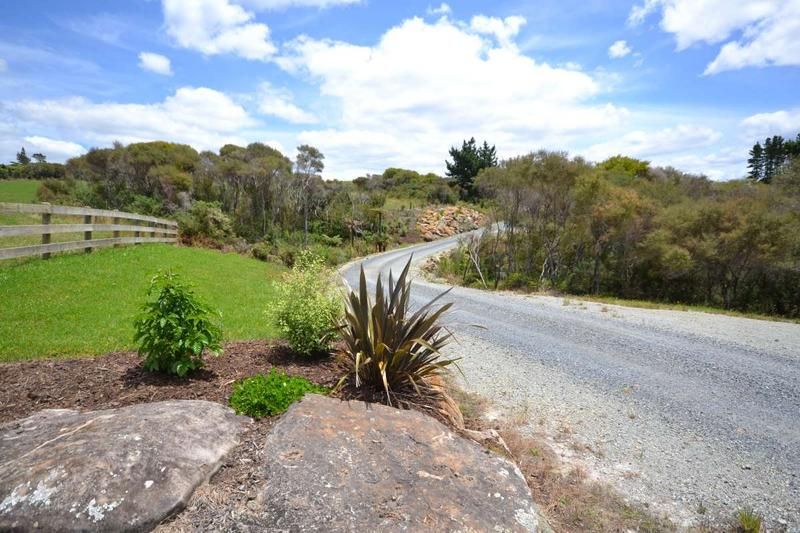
[0,179,40,203]
[562,294,800,324]
[0,244,285,361]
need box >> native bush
[133,271,223,377]
[336,258,459,410]
[178,201,234,246]
[229,369,327,418]
[271,250,342,355]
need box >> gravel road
[341,234,800,530]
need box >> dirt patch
[0,340,342,424]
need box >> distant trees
[295,145,325,245]
[446,137,497,200]
[16,147,30,165]
[51,140,439,259]
[747,133,800,183]
[0,148,65,180]
[457,152,800,316]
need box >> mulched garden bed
[0,340,342,424]
[0,340,348,531]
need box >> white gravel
[342,235,800,531]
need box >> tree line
[442,152,800,317]
[0,147,66,180]
[15,140,463,266]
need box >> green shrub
[229,370,327,418]
[251,241,272,262]
[336,258,459,407]
[133,271,223,377]
[178,201,233,246]
[271,250,342,355]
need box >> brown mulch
[0,340,348,531]
[0,340,342,425]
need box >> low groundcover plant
[229,369,328,418]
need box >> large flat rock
[0,400,247,532]
[256,394,546,532]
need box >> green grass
[0,179,40,203]
[0,244,286,361]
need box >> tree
[295,145,324,245]
[446,137,497,200]
[747,142,764,182]
[32,152,47,163]
[599,155,650,178]
[16,147,30,165]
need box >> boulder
[255,394,547,532]
[0,400,247,532]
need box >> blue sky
[1,0,799,179]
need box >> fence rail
[0,202,178,261]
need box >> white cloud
[0,58,6,72]
[162,0,276,60]
[468,15,527,47]
[6,87,258,152]
[427,3,451,16]
[585,124,743,179]
[23,136,86,159]
[277,16,627,177]
[586,124,721,160]
[239,0,360,8]
[257,82,317,123]
[608,40,632,58]
[138,52,173,75]
[628,0,800,74]
[741,108,800,136]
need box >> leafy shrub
[133,271,223,377]
[229,369,327,418]
[178,201,234,246]
[336,258,459,409]
[251,241,272,262]
[271,251,342,355]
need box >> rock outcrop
[416,206,486,241]
[255,394,547,532]
[0,400,247,532]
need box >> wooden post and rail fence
[0,203,178,261]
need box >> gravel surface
[342,234,800,531]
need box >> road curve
[341,235,800,530]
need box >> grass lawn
[0,244,286,361]
[0,179,40,203]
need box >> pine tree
[446,137,497,200]
[763,137,775,183]
[15,147,30,165]
[747,142,764,181]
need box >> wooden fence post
[41,203,51,260]
[84,214,92,253]
[134,221,141,244]
[113,216,120,248]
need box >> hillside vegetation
[0,244,284,361]
[438,152,800,317]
